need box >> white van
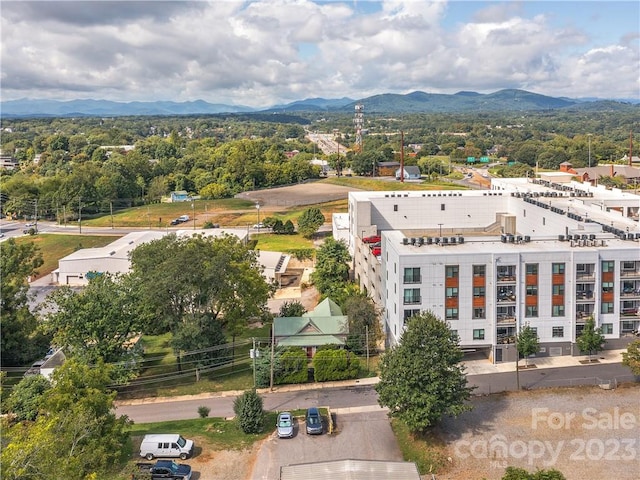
[139,434,194,460]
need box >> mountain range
[2,89,638,117]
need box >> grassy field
[322,176,469,191]
[15,233,120,279]
[391,419,449,475]
[252,233,314,251]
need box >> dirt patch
[436,385,640,479]
[236,181,362,208]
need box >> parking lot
[249,408,402,480]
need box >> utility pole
[110,201,114,229]
[270,324,275,391]
[252,337,257,389]
[78,197,82,234]
[34,199,38,232]
[515,327,520,390]
[588,134,592,168]
[365,325,370,372]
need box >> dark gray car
[305,407,323,435]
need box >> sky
[1,1,639,107]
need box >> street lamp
[255,202,261,230]
[587,134,592,168]
[192,202,195,230]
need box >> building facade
[349,178,640,362]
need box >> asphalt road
[115,363,634,423]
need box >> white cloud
[1,0,637,106]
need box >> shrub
[197,405,211,418]
[277,348,309,385]
[313,348,360,382]
[233,389,264,434]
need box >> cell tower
[353,103,364,153]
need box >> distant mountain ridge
[2,89,638,117]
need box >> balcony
[621,307,640,317]
[621,287,640,298]
[575,290,594,301]
[403,297,421,305]
[576,272,595,281]
[403,276,422,284]
[576,311,594,321]
[620,268,640,278]
[496,315,516,324]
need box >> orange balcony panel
[526,296,538,306]
[552,274,565,285]
[525,274,538,285]
[473,276,485,287]
[601,292,614,302]
[445,277,459,288]
[552,295,564,305]
[472,297,485,308]
[445,298,458,308]
[602,272,614,282]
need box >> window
[529,327,538,336]
[441,203,445,211]
[473,286,485,297]
[602,261,614,273]
[445,265,459,278]
[552,326,564,338]
[403,288,421,305]
[473,307,485,319]
[393,204,398,212]
[525,306,538,317]
[552,305,565,317]
[602,323,613,335]
[526,264,538,275]
[473,329,485,340]
[445,308,458,320]
[403,267,421,284]
[552,284,565,296]
[602,282,614,293]
[526,285,538,296]
[552,263,565,274]
[403,309,420,322]
[446,287,459,298]
[622,261,635,271]
[601,302,614,314]
[473,265,486,277]
[450,330,459,341]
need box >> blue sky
[1,1,638,106]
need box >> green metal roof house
[273,298,349,356]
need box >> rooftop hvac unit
[458,236,464,244]
[524,235,531,242]
[589,234,596,240]
[508,235,515,243]
[450,236,457,244]
[442,237,449,245]
[402,238,408,245]
[516,235,523,242]
[410,237,416,245]
[426,237,433,245]
[418,237,424,246]
[434,237,441,244]
[501,235,507,243]
[570,241,575,247]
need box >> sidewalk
[114,351,628,407]
[462,348,627,375]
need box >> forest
[1,105,638,221]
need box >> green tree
[376,311,473,433]
[297,207,325,239]
[622,339,640,375]
[129,234,274,370]
[343,294,383,355]
[170,312,228,370]
[5,375,51,422]
[0,238,49,366]
[576,317,606,362]
[278,300,306,317]
[233,389,264,434]
[43,274,140,367]
[311,238,351,296]
[517,323,539,367]
[1,359,130,480]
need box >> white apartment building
[349,178,640,362]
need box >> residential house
[376,161,401,177]
[169,191,192,202]
[395,166,421,180]
[273,298,349,357]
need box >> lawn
[252,233,314,251]
[322,176,468,191]
[15,233,120,280]
[391,419,449,475]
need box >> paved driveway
[250,408,402,480]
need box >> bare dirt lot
[437,385,640,480]
[236,181,362,208]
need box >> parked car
[252,222,265,229]
[139,434,194,460]
[178,215,190,222]
[136,460,192,480]
[276,411,294,438]
[305,407,323,435]
[170,219,181,225]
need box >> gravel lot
[437,385,640,480]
